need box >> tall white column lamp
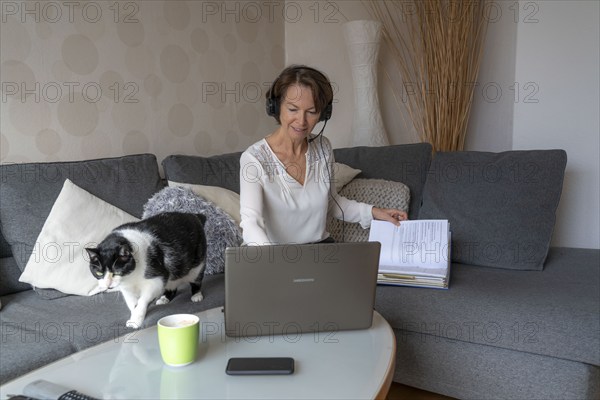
[343,20,389,146]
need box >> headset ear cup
[266,97,276,117]
[266,94,280,119]
[320,102,333,122]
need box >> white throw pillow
[19,179,139,296]
[333,162,361,193]
[168,181,241,225]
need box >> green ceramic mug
[157,314,200,367]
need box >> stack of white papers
[368,220,451,289]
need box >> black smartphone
[225,357,295,375]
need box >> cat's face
[86,239,136,290]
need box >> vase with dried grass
[364,0,490,152]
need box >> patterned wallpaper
[0,1,285,165]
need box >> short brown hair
[266,65,333,123]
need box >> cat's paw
[191,292,204,302]
[88,285,106,296]
[155,295,170,305]
[126,318,143,329]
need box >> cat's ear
[85,248,99,261]
[195,214,207,225]
[118,244,132,258]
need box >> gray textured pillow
[327,179,410,243]
[0,154,165,297]
[143,186,242,275]
[418,150,567,270]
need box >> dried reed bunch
[364,0,490,151]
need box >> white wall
[284,0,600,249]
[465,1,518,151]
[512,0,600,249]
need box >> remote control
[23,380,99,400]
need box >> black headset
[266,66,333,123]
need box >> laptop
[224,241,381,337]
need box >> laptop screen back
[224,241,381,338]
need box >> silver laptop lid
[224,241,381,338]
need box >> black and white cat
[86,212,207,329]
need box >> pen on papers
[381,273,416,280]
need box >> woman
[240,65,407,245]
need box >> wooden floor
[386,382,456,400]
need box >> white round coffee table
[1,307,396,399]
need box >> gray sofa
[1,144,598,400]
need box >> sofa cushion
[165,160,360,226]
[0,257,30,296]
[163,144,432,215]
[0,230,12,259]
[327,178,410,242]
[0,154,164,278]
[19,180,140,297]
[418,150,567,270]
[333,143,432,220]
[375,247,600,367]
[392,324,600,400]
[0,273,225,384]
[162,152,242,194]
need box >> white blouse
[239,136,373,245]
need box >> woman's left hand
[372,207,408,226]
